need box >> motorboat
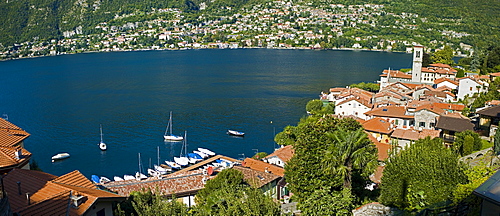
[188,153,202,163]
[123,175,135,180]
[227,129,245,136]
[135,172,147,180]
[51,153,70,162]
[114,176,124,181]
[100,176,111,183]
[154,164,171,174]
[174,157,189,166]
[193,150,208,159]
[165,161,181,169]
[91,175,100,184]
[98,124,107,151]
[148,168,160,177]
[198,148,215,156]
[164,111,184,141]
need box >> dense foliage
[453,130,483,156]
[349,82,380,92]
[193,169,280,215]
[284,115,378,213]
[115,189,188,216]
[379,137,467,211]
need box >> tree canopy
[379,137,467,211]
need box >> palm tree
[322,127,378,189]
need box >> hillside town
[1,2,473,60]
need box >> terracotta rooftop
[336,97,372,108]
[365,106,414,119]
[242,158,285,177]
[434,77,458,85]
[104,169,214,197]
[263,145,294,164]
[0,146,32,171]
[370,166,385,184]
[366,133,391,161]
[380,70,412,79]
[0,118,30,147]
[362,117,393,134]
[232,166,281,189]
[4,169,124,216]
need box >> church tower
[411,46,423,83]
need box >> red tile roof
[0,118,30,147]
[263,145,294,164]
[434,77,458,85]
[0,146,31,171]
[232,166,281,188]
[4,169,123,215]
[362,117,393,134]
[242,158,285,177]
[365,106,414,119]
[370,166,385,184]
[104,169,213,197]
[380,70,412,79]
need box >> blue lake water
[0,49,412,178]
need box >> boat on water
[100,176,111,183]
[114,176,124,181]
[123,175,135,180]
[154,164,171,174]
[227,129,245,136]
[51,153,70,162]
[135,172,147,180]
[193,150,208,159]
[147,168,160,177]
[164,111,183,141]
[165,161,181,169]
[98,124,107,151]
[174,157,189,166]
[91,175,100,184]
[188,153,203,163]
[198,148,215,156]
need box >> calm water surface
[0,49,412,178]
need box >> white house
[457,77,489,100]
[335,97,372,120]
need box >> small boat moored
[227,129,245,136]
[114,176,124,181]
[51,153,70,162]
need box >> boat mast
[169,111,173,135]
[157,146,160,165]
[100,124,104,143]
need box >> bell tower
[411,46,423,83]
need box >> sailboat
[174,131,190,166]
[164,111,183,141]
[136,153,147,180]
[98,124,107,151]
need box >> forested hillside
[0,0,498,50]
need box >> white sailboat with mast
[164,111,184,141]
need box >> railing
[442,134,456,142]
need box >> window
[419,122,426,127]
[416,51,421,58]
[395,119,399,125]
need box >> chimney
[26,193,30,205]
[265,167,269,173]
[17,181,21,195]
[15,149,22,160]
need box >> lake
[0,49,412,178]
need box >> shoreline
[0,46,410,62]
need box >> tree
[299,188,355,215]
[379,137,467,211]
[494,130,500,155]
[193,169,280,215]
[431,46,454,65]
[453,130,483,156]
[463,135,474,156]
[115,189,188,216]
[306,99,323,114]
[322,127,378,189]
